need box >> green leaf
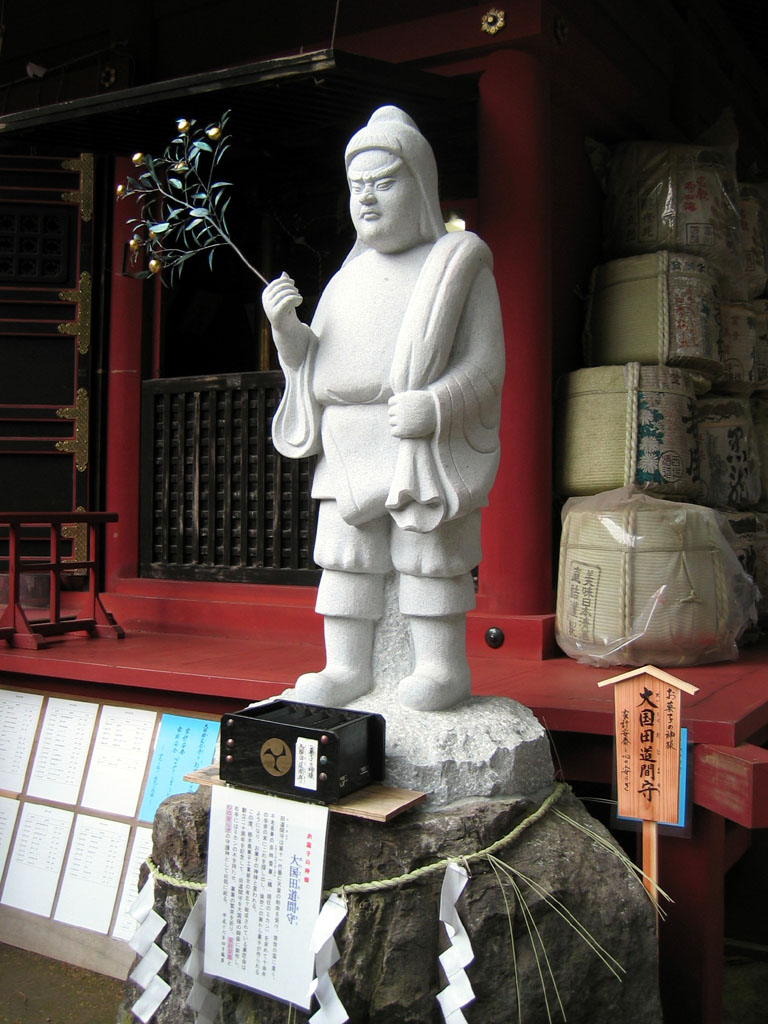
[148,222,170,234]
[189,208,208,218]
[194,140,213,153]
[168,177,183,189]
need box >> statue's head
[344,106,445,257]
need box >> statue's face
[347,149,424,253]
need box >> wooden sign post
[598,665,698,904]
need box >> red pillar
[476,51,553,618]
[658,807,725,1023]
[104,157,144,589]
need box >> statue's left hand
[388,390,437,438]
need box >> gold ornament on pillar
[481,8,506,35]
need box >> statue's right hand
[262,271,303,329]
[261,272,309,368]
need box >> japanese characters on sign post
[598,665,698,824]
[205,785,329,1010]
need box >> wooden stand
[0,512,124,648]
[184,765,426,821]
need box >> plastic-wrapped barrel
[555,492,756,667]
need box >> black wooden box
[219,699,386,803]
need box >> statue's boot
[398,612,471,711]
[294,615,375,707]
[294,569,383,706]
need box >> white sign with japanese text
[205,786,329,1011]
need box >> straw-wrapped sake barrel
[739,183,768,300]
[751,299,768,389]
[555,363,700,498]
[715,302,758,393]
[697,395,761,508]
[583,251,721,376]
[603,141,745,300]
[749,392,768,504]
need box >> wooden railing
[0,511,124,648]
[140,372,319,585]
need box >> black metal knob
[485,627,505,649]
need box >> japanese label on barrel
[565,560,600,641]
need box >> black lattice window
[141,372,318,584]
[0,208,73,284]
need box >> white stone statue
[262,106,504,712]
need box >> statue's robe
[272,231,504,537]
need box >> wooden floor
[1,613,767,747]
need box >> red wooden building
[0,2,767,1020]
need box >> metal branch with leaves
[117,110,267,284]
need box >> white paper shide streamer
[128,875,171,1023]
[307,892,349,1024]
[179,890,223,1024]
[436,862,475,1024]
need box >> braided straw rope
[327,782,570,898]
[145,857,207,891]
[141,783,570,898]
[622,361,641,488]
[657,251,670,365]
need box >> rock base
[347,690,555,807]
[118,785,662,1024]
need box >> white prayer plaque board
[27,697,98,804]
[205,786,329,1011]
[1,803,73,916]
[54,815,130,933]
[0,690,43,792]
[0,796,20,876]
[81,705,157,817]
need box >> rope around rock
[144,782,570,897]
[145,856,207,891]
[328,781,570,897]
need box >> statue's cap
[344,106,444,242]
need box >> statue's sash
[385,231,493,532]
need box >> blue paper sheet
[138,715,219,822]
